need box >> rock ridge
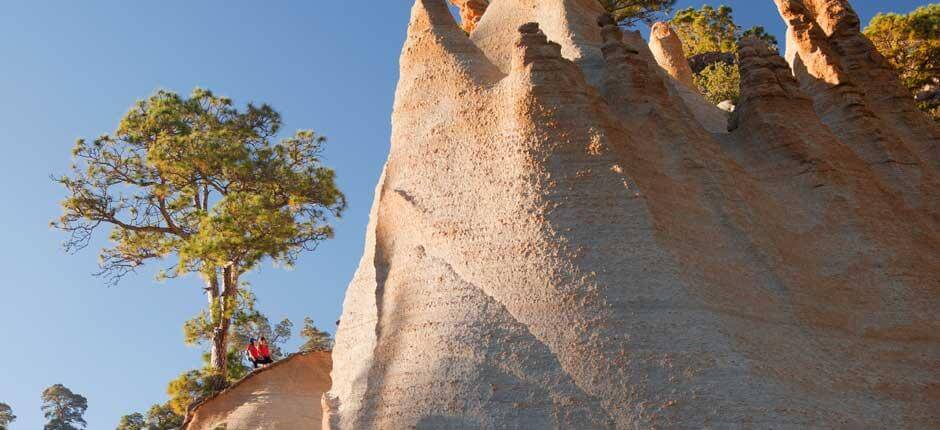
[326,1,940,428]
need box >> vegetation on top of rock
[52,88,346,379]
[695,62,741,105]
[864,4,940,120]
[668,5,778,106]
[671,5,778,57]
[184,288,292,378]
[120,289,329,421]
[299,317,334,352]
[671,5,738,57]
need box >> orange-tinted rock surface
[183,352,331,430]
[326,1,940,428]
[648,22,696,89]
[775,0,940,221]
[448,0,489,32]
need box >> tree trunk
[204,270,226,375]
[208,264,239,378]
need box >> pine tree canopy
[41,384,88,430]
[53,88,347,285]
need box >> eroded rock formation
[326,0,940,428]
[776,0,940,223]
[183,352,331,430]
[648,22,696,89]
[448,0,489,32]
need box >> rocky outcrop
[648,22,696,89]
[776,0,940,226]
[183,352,331,430]
[776,0,939,171]
[448,0,489,32]
[326,0,940,428]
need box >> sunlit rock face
[776,0,940,218]
[326,0,940,428]
[648,22,695,89]
[183,352,331,430]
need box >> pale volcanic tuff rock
[645,21,732,132]
[648,22,696,89]
[326,0,940,429]
[776,0,940,220]
[183,352,332,430]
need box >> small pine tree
[669,5,778,106]
[41,384,88,430]
[144,403,184,430]
[115,413,145,430]
[0,403,16,430]
[116,402,183,430]
[166,370,228,416]
[299,317,334,352]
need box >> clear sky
[0,1,931,428]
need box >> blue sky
[0,1,931,428]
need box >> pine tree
[865,5,940,120]
[53,88,346,378]
[669,5,778,105]
[115,413,145,430]
[299,317,334,352]
[116,402,182,430]
[41,385,88,430]
[144,403,183,430]
[0,403,16,430]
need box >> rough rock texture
[448,0,489,32]
[327,0,940,428]
[183,352,331,430]
[776,0,940,174]
[648,22,696,89]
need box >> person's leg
[252,359,260,369]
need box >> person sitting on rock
[257,336,274,365]
[246,338,272,369]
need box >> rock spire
[325,1,940,428]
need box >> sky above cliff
[0,1,931,428]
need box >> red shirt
[258,343,271,359]
[246,343,260,359]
